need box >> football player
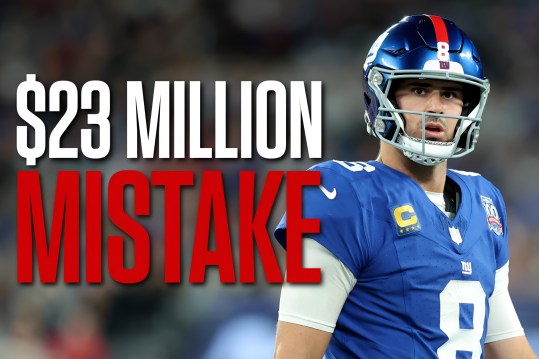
[274,14,537,358]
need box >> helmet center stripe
[428,15,449,44]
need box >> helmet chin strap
[402,149,448,166]
[398,134,452,166]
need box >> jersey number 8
[438,280,486,358]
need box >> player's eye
[442,90,464,101]
[412,87,427,95]
[444,91,462,98]
[442,91,455,99]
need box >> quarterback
[273,14,537,358]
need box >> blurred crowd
[0,0,538,358]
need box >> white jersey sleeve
[278,237,356,333]
[485,262,525,343]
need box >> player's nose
[425,92,444,114]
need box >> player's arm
[484,336,537,359]
[484,262,537,359]
[274,238,356,359]
[274,322,332,359]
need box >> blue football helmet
[363,14,490,165]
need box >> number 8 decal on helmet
[437,42,450,61]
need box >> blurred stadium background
[0,0,538,358]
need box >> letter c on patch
[393,205,418,227]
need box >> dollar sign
[17,74,46,166]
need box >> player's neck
[377,144,447,192]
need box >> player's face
[394,79,464,142]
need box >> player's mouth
[423,122,446,141]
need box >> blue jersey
[275,160,509,358]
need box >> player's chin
[425,136,450,142]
